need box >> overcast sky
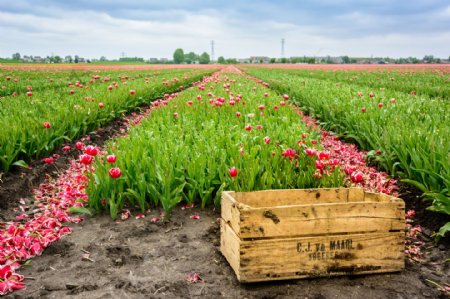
[0,0,449,60]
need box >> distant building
[32,56,46,63]
[22,55,33,62]
[78,58,86,63]
[316,56,344,64]
[149,58,159,63]
[160,58,169,63]
[249,56,270,64]
[238,58,250,64]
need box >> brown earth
[4,206,449,299]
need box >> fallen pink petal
[186,272,202,283]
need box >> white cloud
[0,2,449,59]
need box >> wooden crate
[220,188,405,282]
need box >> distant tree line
[2,52,449,65]
[172,48,210,64]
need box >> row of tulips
[0,67,216,172]
[85,67,399,220]
[242,66,449,236]
[85,68,349,218]
[244,66,450,99]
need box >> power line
[281,38,285,59]
[211,40,215,62]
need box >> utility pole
[211,40,215,63]
[281,38,285,59]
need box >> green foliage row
[243,67,450,227]
[86,72,344,219]
[252,67,450,99]
[0,68,214,172]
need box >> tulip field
[0,66,216,172]
[0,63,449,296]
[86,69,347,219]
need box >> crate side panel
[239,232,404,282]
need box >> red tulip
[274,105,279,110]
[79,154,93,165]
[344,165,356,175]
[305,148,316,157]
[229,167,238,178]
[245,124,252,131]
[263,136,270,144]
[256,124,263,130]
[98,102,104,109]
[282,148,296,158]
[378,103,383,108]
[329,159,340,166]
[106,155,116,163]
[43,122,51,129]
[62,145,71,152]
[109,167,122,179]
[311,139,317,145]
[318,151,330,160]
[264,93,268,97]
[6,76,11,81]
[361,107,367,113]
[42,157,54,164]
[84,145,98,156]
[173,112,179,118]
[258,105,265,111]
[75,142,84,150]
[186,101,193,105]
[130,90,135,95]
[369,92,374,98]
[196,95,202,100]
[70,90,74,94]
[280,101,286,106]
[389,98,396,103]
[301,133,307,139]
[351,171,364,183]
[236,112,241,117]
[315,160,324,170]
[283,94,289,100]
[26,91,33,97]
[108,85,113,91]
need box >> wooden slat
[238,201,404,238]
[237,229,404,282]
[348,187,365,202]
[233,188,350,208]
[220,219,241,280]
[222,191,248,235]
